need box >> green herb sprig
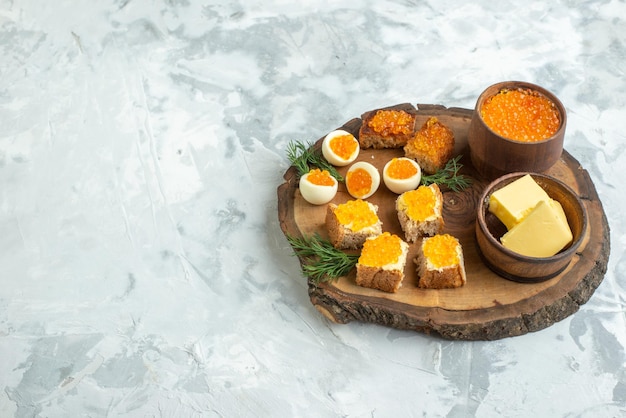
[287,233,358,284]
[286,140,344,182]
[420,155,472,192]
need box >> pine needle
[420,155,472,192]
[287,233,359,284]
[286,140,344,182]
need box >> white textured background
[0,1,624,417]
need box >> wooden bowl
[468,81,567,180]
[475,172,587,283]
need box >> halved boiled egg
[299,168,338,205]
[383,157,422,194]
[346,161,380,199]
[321,130,360,166]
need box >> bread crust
[396,184,444,243]
[325,203,382,249]
[358,107,417,149]
[404,117,455,174]
[355,265,404,293]
[415,236,467,289]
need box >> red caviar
[481,88,560,142]
[329,134,358,160]
[387,158,418,180]
[307,168,335,186]
[334,199,378,231]
[398,186,437,221]
[346,168,373,198]
[423,234,460,268]
[359,232,403,267]
[368,110,414,137]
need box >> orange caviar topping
[367,110,414,137]
[330,134,358,160]
[423,234,459,268]
[346,168,373,198]
[307,168,335,186]
[481,88,560,142]
[400,186,437,221]
[359,232,403,267]
[334,199,378,231]
[407,117,454,162]
[387,158,418,180]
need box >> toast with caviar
[356,232,409,293]
[416,234,466,289]
[359,106,417,149]
[404,116,455,174]
[326,200,382,249]
[396,184,444,243]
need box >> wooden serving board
[277,103,610,340]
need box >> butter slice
[500,199,573,257]
[489,174,550,230]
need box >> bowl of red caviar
[468,81,567,180]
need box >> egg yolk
[359,232,403,267]
[333,199,378,231]
[329,134,358,160]
[367,110,414,137]
[399,186,436,221]
[346,168,372,198]
[387,158,418,180]
[307,168,335,186]
[423,234,459,268]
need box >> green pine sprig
[286,140,344,182]
[287,233,359,284]
[420,155,472,192]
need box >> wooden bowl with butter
[475,172,587,283]
[468,81,567,181]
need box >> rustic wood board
[277,103,610,340]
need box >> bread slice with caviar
[326,199,382,250]
[355,232,409,293]
[404,116,455,174]
[396,183,444,243]
[415,233,466,289]
[359,107,417,149]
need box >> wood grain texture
[277,104,610,340]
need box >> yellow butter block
[488,174,550,230]
[500,199,573,257]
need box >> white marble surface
[0,0,625,416]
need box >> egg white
[346,161,380,199]
[299,172,338,205]
[321,130,360,166]
[383,157,422,194]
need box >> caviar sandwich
[416,234,466,289]
[356,232,409,293]
[396,184,444,243]
[326,199,383,250]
